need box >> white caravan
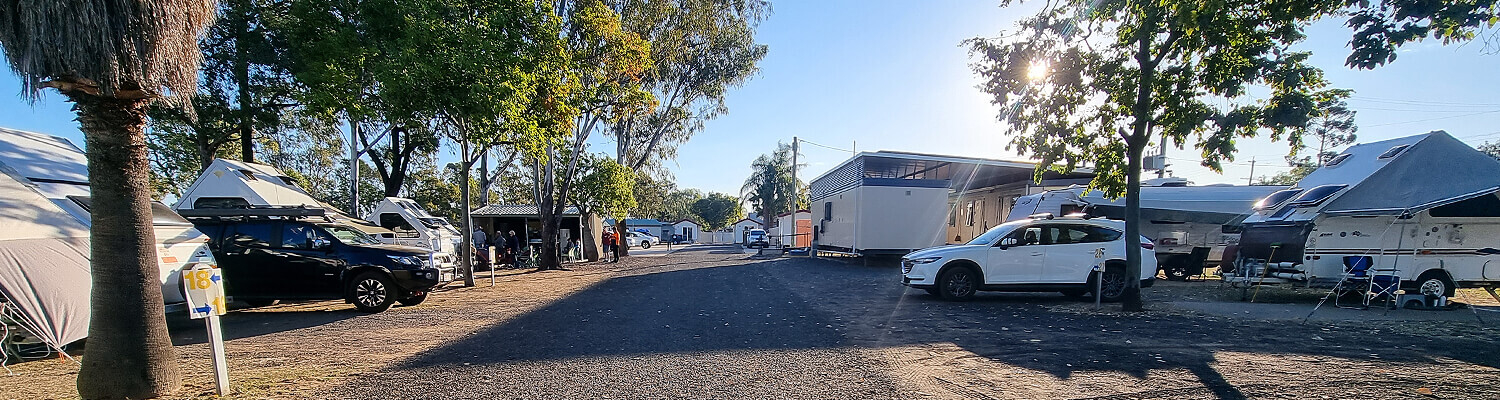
[0,127,216,352]
[365,197,461,267]
[1008,178,1285,280]
[1229,131,1500,298]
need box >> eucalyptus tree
[692,192,743,231]
[532,0,656,269]
[568,153,638,259]
[0,0,216,397]
[611,0,770,170]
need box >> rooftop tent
[175,158,338,211]
[0,128,94,349]
[1308,131,1500,216]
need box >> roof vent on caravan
[1253,188,1304,210]
[1287,184,1347,207]
[1325,153,1351,167]
[1377,144,1410,160]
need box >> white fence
[699,231,736,244]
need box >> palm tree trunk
[69,93,181,399]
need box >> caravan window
[1430,194,1500,217]
[379,213,419,237]
[194,197,251,209]
[1253,189,1303,210]
[1288,184,1347,206]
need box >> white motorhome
[0,127,216,352]
[1229,131,1500,298]
[365,197,461,268]
[1009,178,1285,280]
[174,159,454,280]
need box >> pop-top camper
[365,197,461,266]
[1009,178,1285,280]
[1229,131,1500,298]
[0,127,216,354]
[174,159,454,280]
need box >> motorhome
[365,197,460,273]
[0,127,217,353]
[1229,131,1500,298]
[1008,178,1285,280]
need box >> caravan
[1009,179,1285,280]
[1229,131,1500,298]
[365,197,461,272]
[0,127,217,353]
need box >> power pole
[1156,139,1167,179]
[479,149,489,206]
[1247,158,1257,186]
[350,123,360,213]
[791,137,799,206]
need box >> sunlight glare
[1026,61,1049,81]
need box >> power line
[1363,109,1500,127]
[796,138,854,154]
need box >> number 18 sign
[183,264,227,319]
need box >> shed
[670,219,702,242]
[731,217,763,244]
[472,204,598,260]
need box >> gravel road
[6,244,1496,399]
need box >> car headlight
[387,255,423,266]
[906,256,941,264]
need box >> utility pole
[791,136,799,205]
[350,123,360,213]
[1247,158,1257,186]
[1156,139,1167,179]
[479,149,489,206]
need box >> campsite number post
[1093,248,1106,309]
[184,264,230,396]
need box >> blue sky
[4,1,1498,198]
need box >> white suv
[901,217,1157,301]
[625,231,659,249]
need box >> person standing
[602,229,617,263]
[472,226,489,266]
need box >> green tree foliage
[741,142,804,223]
[571,153,638,219]
[1343,1,1499,69]
[968,0,1351,310]
[1265,95,1358,185]
[612,0,770,170]
[1481,142,1500,160]
[691,192,742,231]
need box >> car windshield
[321,224,381,245]
[966,222,1021,245]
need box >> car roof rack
[1027,213,1055,220]
[178,205,331,221]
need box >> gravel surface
[5,244,1497,399]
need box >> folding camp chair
[1335,255,1400,309]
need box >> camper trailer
[1009,179,1285,280]
[0,127,217,353]
[1229,131,1500,298]
[365,197,460,274]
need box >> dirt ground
[4,246,1497,399]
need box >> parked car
[625,231,659,249]
[189,216,442,313]
[901,217,1157,301]
[746,229,770,249]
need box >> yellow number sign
[183,264,227,319]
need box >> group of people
[600,228,621,263]
[472,227,523,266]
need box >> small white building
[731,217,763,243]
[670,219,702,242]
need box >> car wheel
[244,299,279,308]
[396,292,428,307]
[1164,267,1190,281]
[348,272,397,313]
[1097,269,1129,302]
[937,266,978,301]
[1414,272,1456,297]
[1059,289,1088,297]
[641,241,652,249]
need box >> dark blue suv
[190,218,441,313]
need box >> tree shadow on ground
[338,257,1500,398]
[165,303,360,346]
